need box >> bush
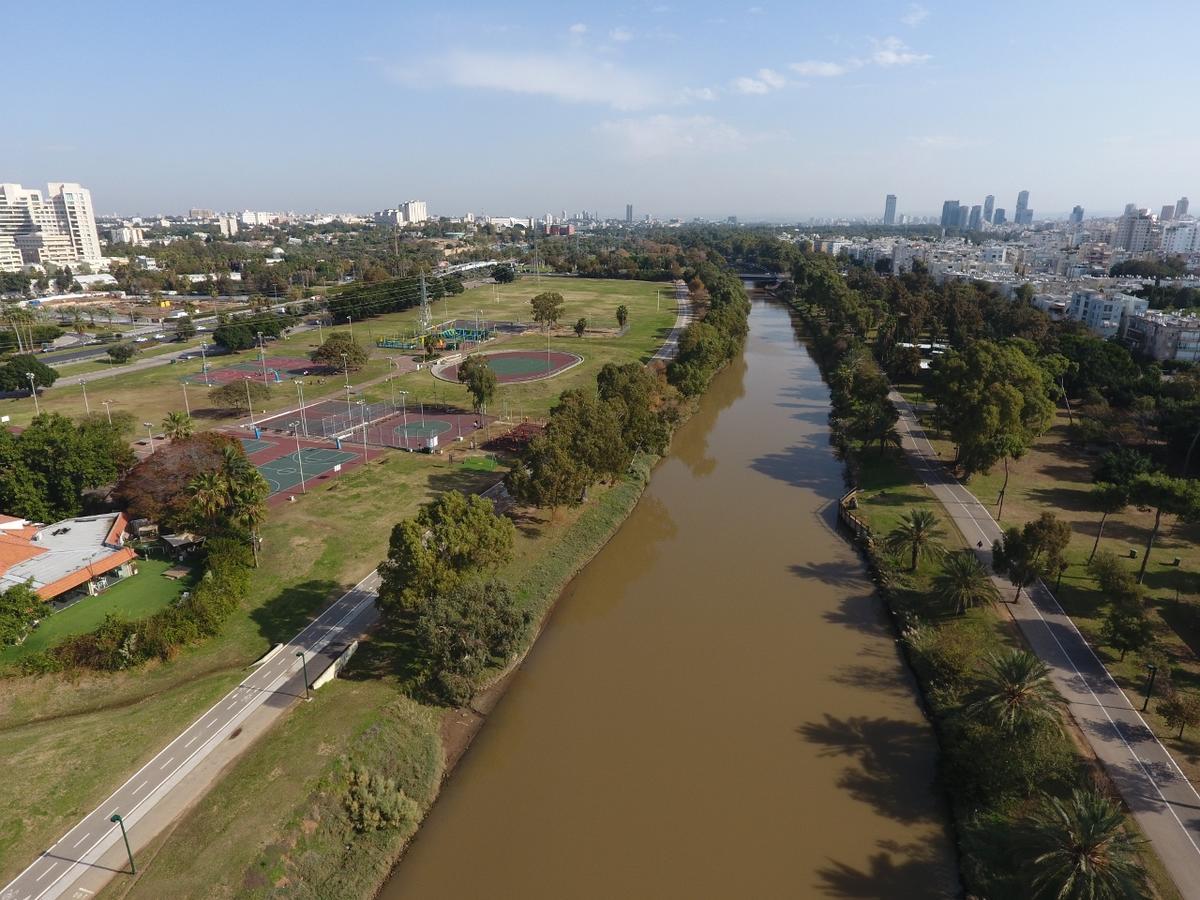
[344,768,420,833]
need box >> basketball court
[239,437,276,455]
[433,349,583,385]
[181,356,324,385]
[255,447,359,494]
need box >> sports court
[255,447,359,494]
[433,349,583,384]
[181,356,325,385]
[239,437,276,455]
[357,407,496,451]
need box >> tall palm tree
[883,508,947,571]
[967,649,1064,734]
[188,471,228,527]
[1021,789,1147,900]
[162,410,195,442]
[933,550,996,615]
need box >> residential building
[940,200,960,230]
[0,182,103,271]
[883,194,897,226]
[217,214,239,238]
[1161,220,1200,254]
[1014,190,1033,226]
[1066,289,1149,338]
[957,206,970,229]
[1123,310,1200,362]
[968,205,982,231]
[188,208,215,220]
[625,203,633,224]
[399,200,428,224]
[1070,205,1084,225]
[240,210,274,227]
[0,512,137,602]
[983,194,995,223]
[1177,196,1190,219]
[1161,204,1176,222]
[107,226,145,246]
[1113,208,1155,252]
[993,208,1007,225]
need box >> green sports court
[256,447,359,494]
[240,437,276,455]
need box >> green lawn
[0,558,195,665]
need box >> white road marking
[160,756,175,769]
[184,736,197,748]
[35,864,57,882]
[134,780,148,794]
[71,834,88,849]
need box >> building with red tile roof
[0,512,136,601]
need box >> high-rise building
[625,203,633,224]
[968,205,982,231]
[399,200,428,224]
[1161,221,1200,255]
[217,214,239,238]
[1070,205,1084,225]
[883,194,897,226]
[940,200,960,229]
[0,182,102,271]
[1177,197,1190,219]
[983,194,995,223]
[957,206,970,229]
[1014,190,1032,225]
[993,208,1007,225]
[188,208,215,220]
[1114,208,1155,252]
[1161,204,1175,222]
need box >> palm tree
[967,649,1064,734]
[933,550,996,615]
[883,508,947,571]
[188,471,228,527]
[162,410,195,442]
[1020,789,1147,900]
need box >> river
[379,299,958,899]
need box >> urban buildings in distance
[373,200,429,227]
[0,182,103,271]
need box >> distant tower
[1177,197,1190,218]
[1014,190,1031,225]
[1161,204,1175,222]
[940,200,960,229]
[993,208,1007,225]
[625,203,633,224]
[983,194,995,223]
[957,206,970,229]
[968,205,982,231]
[1070,205,1084,224]
[883,194,897,225]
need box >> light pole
[144,421,155,454]
[357,399,368,457]
[109,813,136,874]
[81,379,90,415]
[199,341,210,384]
[398,389,409,449]
[102,400,113,425]
[257,331,268,382]
[296,650,311,700]
[290,421,307,493]
[26,372,39,415]
[347,314,353,341]
[294,379,308,436]
[244,377,257,425]
[181,380,190,416]
[344,383,354,423]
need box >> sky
[7,0,1200,220]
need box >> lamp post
[199,341,210,385]
[347,314,353,341]
[181,380,190,415]
[26,372,39,415]
[1142,664,1159,711]
[257,331,268,382]
[144,421,155,453]
[244,377,257,425]
[344,383,354,423]
[81,379,90,415]
[109,813,136,874]
[102,400,113,425]
[398,389,409,449]
[316,318,323,344]
[296,650,311,700]
[289,421,307,493]
[357,399,368,457]
[294,379,308,436]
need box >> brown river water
[379,299,958,899]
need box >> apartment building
[1123,310,1200,362]
[1066,289,1149,338]
[0,182,103,271]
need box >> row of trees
[0,353,59,392]
[667,264,751,396]
[212,308,296,351]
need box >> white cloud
[871,36,930,66]
[901,3,929,26]
[680,86,717,102]
[610,27,634,42]
[733,68,787,94]
[596,114,750,160]
[435,50,662,110]
[789,59,854,77]
[568,22,587,34]
[758,68,787,88]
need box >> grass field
[0,559,196,665]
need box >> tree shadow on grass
[796,714,942,826]
[1026,484,1095,514]
[815,839,958,898]
[250,578,343,645]
[340,616,422,688]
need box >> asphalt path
[0,571,380,900]
[649,281,693,363]
[892,391,1200,897]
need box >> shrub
[344,768,420,833]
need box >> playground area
[433,349,583,385]
[236,435,369,497]
[182,356,325,386]
[376,318,498,352]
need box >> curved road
[893,391,1200,897]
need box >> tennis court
[240,437,276,455]
[256,447,359,494]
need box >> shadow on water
[672,353,747,478]
[815,839,958,898]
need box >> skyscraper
[983,194,995,223]
[625,203,633,224]
[957,206,970,229]
[1070,205,1084,225]
[1177,197,1190,219]
[1114,208,1155,252]
[993,208,1007,225]
[968,205,982,231]
[940,200,960,229]
[883,194,897,226]
[0,182,102,271]
[1014,190,1032,225]
[1161,204,1175,222]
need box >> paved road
[0,572,380,900]
[892,391,1200,897]
[649,281,693,363]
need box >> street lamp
[181,379,190,415]
[398,389,409,450]
[346,314,353,341]
[109,813,136,874]
[144,422,155,453]
[294,379,308,436]
[80,379,90,415]
[26,371,39,415]
[289,421,307,493]
[102,400,113,425]
[244,377,257,425]
[199,341,210,385]
[1142,664,1159,711]
[296,650,311,700]
[357,399,368,457]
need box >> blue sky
[7,1,1200,220]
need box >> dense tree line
[667,264,751,396]
[0,353,59,391]
[212,308,296,351]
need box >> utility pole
[26,372,39,415]
[81,380,90,415]
[244,377,257,425]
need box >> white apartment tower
[400,200,428,224]
[0,182,103,271]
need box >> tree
[0,354,60,391]
[530,291,565,329]
[1128,472,1200,584]
[544,389,630,484]
[113,432,240,530]
[162,411,195,441]
[311,332,368,373]
[0,581,41,648]
[967,649,1064,734]
[1093,448,1153,489]
[616,304,628,329]
[991,525,1047,602]
[208,379,270,413]
[1089,482,1130,563]
[1158,692,1200,739]
[345,768,420,833]
[174,317,197,340]
[1101,598,1154,661]
[188,470,228,528]
[492,264,516,284]
[574,317,587,338]
[506,431,593,511]
[883,509,947,571]
[1019,789,1147,900]
[457,354,497,414]
[596,362,670,456]
[933,550,996,616]
[106,343,136,364]
[377,491,515,619]
[212,322,256,351]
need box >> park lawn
[0,449,495,884]
[0,559,196,665]
[899,400,1200,786]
